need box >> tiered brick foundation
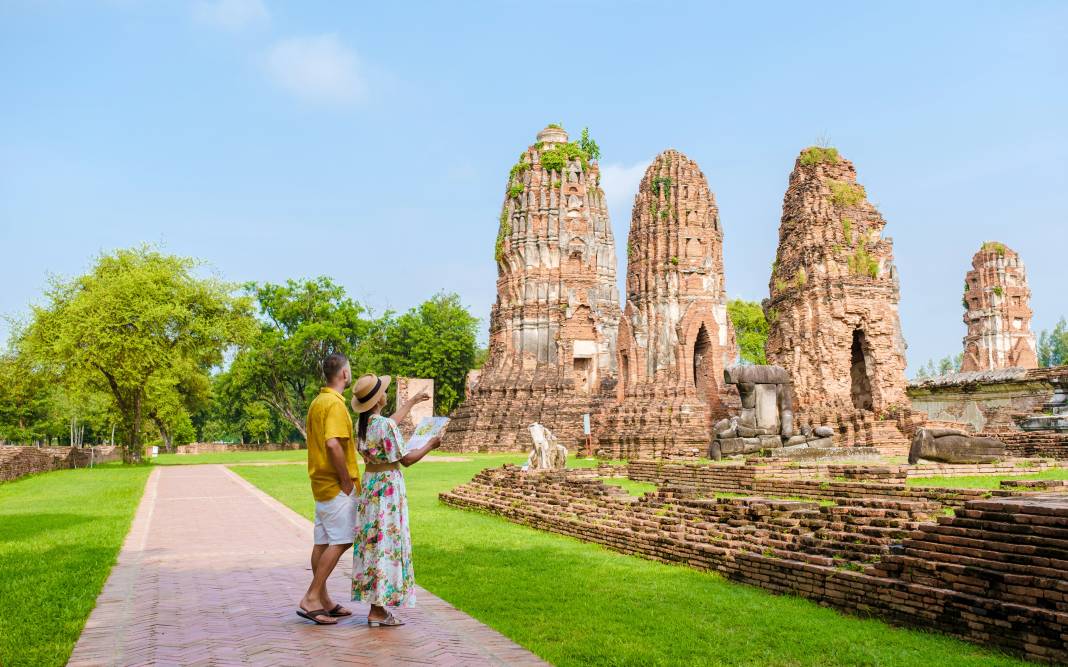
[443,466,1068,663]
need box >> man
[297,353,359,625]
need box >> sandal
[367,612,405,627]
[327,604,352,617]
[296,608,337,625]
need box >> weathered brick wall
[176,442,303,454]
[0,445,120,483]
[908,366,1066,432]
[992,430,1068,459]
[442,467,1068,663]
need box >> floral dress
[351,414,416,607]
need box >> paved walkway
[69,465,546,666]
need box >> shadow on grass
[0,514,94,544]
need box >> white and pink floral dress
[351,414,416,608]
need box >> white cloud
[264,34,364,107]
[599,160,650,222]
[192,0,270,30]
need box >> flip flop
[367,613,405,628]
[327,604,352,617]
[296,608,337,625]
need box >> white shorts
[313,490,357,546]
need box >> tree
[376,292,480,415]
[726,299,768,365]
[20,246,253,462]
[228,277,379,438]
[1038,318,1068,367]
[912,353,962,380]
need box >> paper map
[408,416,449,449]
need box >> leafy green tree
[0,351,55,443]
[20,246,253,462]
[726,299,768,365]
[229,277,379,437]
[1038,317,1068,367]
[376,292,480,415]
[912,353,962,380]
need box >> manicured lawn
[908,467,1068,489]
[600,476,658,496]
[233,455,1024,666]
[152,449,307,465]
[0,464,151,667]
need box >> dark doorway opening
[693,324,711,389]
[850,329,874,411]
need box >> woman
[349,373,442,627]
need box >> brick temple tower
[600,150,737,458]
[442,125,621,451]
[960,242,1038,371]
[764,147,908,418]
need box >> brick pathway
[68,465,547,666]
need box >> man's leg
[300,543,352,613]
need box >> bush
[841,217,854,245]
[795,267,807,288]
[848,245,879,278]
[799,146,839,166]
[540,141,589,174]
[982,241,1007,256]
[495,209,511,262]
[828,180,866,207]
[507,183,524,199]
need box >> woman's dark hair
[357,410,371,443]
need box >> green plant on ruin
[579,127,601,161]
[794,267,807,288]
[993,286,1003,297]
[546,122,563,129]
[659,207,671,220]
[552,179,561,189]
[766,308,779,324]
[509,156,530,183]
[832,243,843,255]
[494,208,511,262]
[828,179,866,207]
[962,295,969,309]
[651,176,672,197]
[982,241,1007,256]
[774,278,787,292]
[540,141,589,174]
[848,244,879,278]
[799,146,840,166]
[841,217,854,245]
[626,242,633,258]
[670,256,679,266]
[963,281,970,292]
[507,183,525,199]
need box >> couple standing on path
[297,353,443,627]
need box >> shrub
[982,241,1007,256]
[509,157,530,183]
[774,278,787,292]
[848,245,879,278]
[799,146,840,166]
[841,217,854,245]
[651,176,672,197]
[993,286,1003,297]
[546,122,563,129]
[507,183,524,199]
[579,127,601,161]
[495,209,511,262]
[540,141,589,173]
[795,267,807,288]
[670,256,679,266]
[552,179,561,189]
[828,180,866,206]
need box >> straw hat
[351,373,391,413]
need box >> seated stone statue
[525,422,567,471]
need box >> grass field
[0,464,151,667]
[152,449,307,465]
[233,454,1024,666]
[907,467,1068,489]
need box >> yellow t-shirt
[306,387,358,502]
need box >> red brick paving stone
[68,465,547,666]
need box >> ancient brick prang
[960,242,1037,372]
[764,147,909,423]
[600,150,737,459]
[443,126,621,452]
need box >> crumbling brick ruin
[443,126,621,452]
[443,463,1068,663]
[763,147,911,453]
[599,150,737,459]
[960,241,1038,372]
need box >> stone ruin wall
[960,242,1038,372]
[442,466,1068,663]
[763,148,910,448]
[0,445,121,483]
[599,150,738,459]
[908,366,1067,432]
[443,126,621,452]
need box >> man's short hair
[322,353,350,382]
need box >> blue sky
[1,1,1065,372]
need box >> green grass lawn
[599,476,659,496]
[152,449,307,465]
[0,464,151,667]
[908,467,1068,489]
[233,454,1025,666]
